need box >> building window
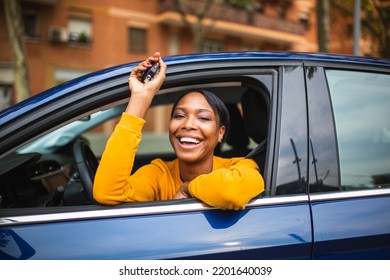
[278,7,286,18]
[55,69,90,85]
[201,39,224,53]
[129,28,147,53]
[23,12,39,38]
[0,85,13,111]
[242,43,261,51]
[299,12,310,29]
[68,17,92,43]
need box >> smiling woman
[93,53,264,210]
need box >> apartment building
[0,0,317,110]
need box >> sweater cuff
[117,112,146,133]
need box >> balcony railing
[159,0,305,35]
[22,0,59,5]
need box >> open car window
[0,77,272,211]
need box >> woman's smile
[175,135,203,152]
[179,137,200,144]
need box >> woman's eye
[198,116,211,121]
[173,114,185,119]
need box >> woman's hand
[174,181,191,199]
[126,52,167,118]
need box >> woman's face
[169,92,225,164]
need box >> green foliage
[225,0,253,9]
[330,0,390,57]
[78,31,89,43]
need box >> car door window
[326,70,390,191]
[0,78,272,209]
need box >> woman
[93,52,264,210]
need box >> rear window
[326,70,390,191]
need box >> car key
[142,61,160,83]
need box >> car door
[306,63,390,259]
[0,58,313,259]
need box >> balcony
[21,0,59,5]
[158,0,305,36]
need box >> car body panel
[1,197,311,260]
[311,192,390,259]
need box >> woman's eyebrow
[174,106,214,114]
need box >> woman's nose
[182,116,196,130]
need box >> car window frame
[0,65,285,222]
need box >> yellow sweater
[93,113,264,210]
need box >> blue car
[0,52,389,259]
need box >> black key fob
[142,62,160,83]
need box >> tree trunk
[382,35,390,58]
[3,0,31,102]
[317,0,330,53]
[191,19,204,52]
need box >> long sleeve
[93,113,160,205]
[188,157,264,210]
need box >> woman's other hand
[174,181,191,199]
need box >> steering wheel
[72,140,99,204]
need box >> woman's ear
[218,126,226,143]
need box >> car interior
[0,80,270,210]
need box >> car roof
[1,51,389,126]
[166,51,390,66]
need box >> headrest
[241,89,268,143]
[225,103,249,148]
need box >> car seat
[219,103,252,158]
[241,88,268,175]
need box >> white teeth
[180,137,200,144]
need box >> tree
[331,0,390,58]
[317,0,330,52]
[3,0,30,102]
[170,0,254,52]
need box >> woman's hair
[170,90,230,142]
